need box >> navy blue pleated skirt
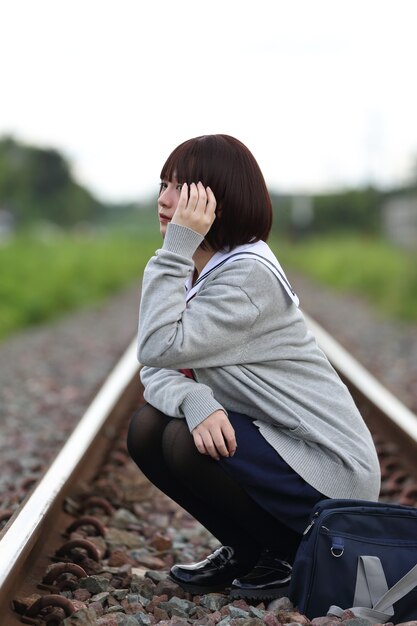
[217,411,326,535]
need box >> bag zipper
[303,511,319,535]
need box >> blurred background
[1,0,417,341]
[2,0,417,543]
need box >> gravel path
[0,283,141,516]
[1,273,416,520]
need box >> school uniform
[138,223,381,530]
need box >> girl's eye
[158,182,183,195]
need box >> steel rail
[0,338,139,611]
[305,314,417,442]
[304,313,417,473]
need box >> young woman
[127,134,380,600]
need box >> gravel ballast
[1,273,417,624]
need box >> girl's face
[157,177,183,237]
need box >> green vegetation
[1,134,416,340]
[0,224,160,340]
[0,136,103,226]
[0,133,160,341]
[2,229,416,343]
[270,187,383,238]
[271,234,417,321]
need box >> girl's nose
[159,187,175,209]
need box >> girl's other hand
[171,182,216,237]
[192,410,237,460]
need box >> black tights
[127,404,302,565]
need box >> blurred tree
[0,135,102,227]
[270,186,383,237]
[311,186,382,233]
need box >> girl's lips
[159,214,172,222]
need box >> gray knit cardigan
[138,223,381,501]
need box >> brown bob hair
[160,134,273,250]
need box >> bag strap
[354,556,390,609]
[328,604,392,623]
[373,562,417,611]
[328,556,417,625]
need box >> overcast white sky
[2,0,417,202]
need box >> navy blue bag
[289,499,417,623]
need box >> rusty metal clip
[65,515,106,537]
[79,495,115,515]
[22,594,75,624]
[55,539,100,562]
[38,562,88,592]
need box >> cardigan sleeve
[140,366,227,431]
[138,223,260,370]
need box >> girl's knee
[126,403,167,460]
[162,419,205,476]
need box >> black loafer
[169,546,250,594]
[230,549,292,600]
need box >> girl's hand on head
[192,410,237,460]
[171,182,217,237]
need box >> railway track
[0,315,416,625]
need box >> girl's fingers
[192,411,235,459]
[196,425,234,460]
[200,429,221,460]
[177,182,188,211]
[195,182,208,213]
[178,182,215,216]
[222,421,237,456]
[192,430,206,456]
[208,426,229,459]
[205,186,217,226]
[193,423,222,460]
[193,428,220,460]
[172,182,216,236]
[185,182,198,212]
